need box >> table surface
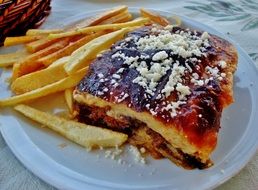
[0,0,258,189]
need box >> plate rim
[1,7,258,190]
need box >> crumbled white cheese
[185,62,193,73]
[221,73,226,77]
[197,80,204,86]
[112,74,121,79]
[218,76,223,81]
[162,61,186,98]
[206,66,219,77]
[97,73,104,78]
[107,27,213,118]
[163,101,186,117]
[218,60,227,69]
[103,88,108,92]
[140,147,146,153]
[136,29,210,58]
[110,79,116,84]
[117,68,125,74]
[201,31,210,40]
[104,147,123,160]
[113,83,119,88]
[152,51,168,61]
[97,91,104,96]
[117,93,129,103]
[192,73,199,79]
[205,65,227,81]
[129,145,146,164]
[176,83,191,100]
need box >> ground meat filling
[75,103,211,169]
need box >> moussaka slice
[73,25,238,169]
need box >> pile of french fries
[0,6,176,150]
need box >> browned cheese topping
[78,25,227,124]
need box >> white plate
[0,8,258,190]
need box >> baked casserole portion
[73,25,238,169]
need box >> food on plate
[4,36,43,47]
[14,104,128,148]
[65,88,74,113]
[99,10,132,25]
[12,39,70,80]
[0,67,88,106]
[24,6,128,53]
[11,62,67,94]
[25,38,62,53]
[49,56,70,68]
[73,26,237,169]
[65,28,135,74]
[26,29,64,36]
[37,31,106,67]
[0,6,238,169]
[68,5,129,30]
[0,50,29,68]
[140,8,170,26]
[48,18,150,39]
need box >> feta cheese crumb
[129,145,146,164]
[201,32,210,40]
[218,60,227,69]
[152,51,168,61]
[140,147,146,154]
[112,74,121,79]
[97,73,104,78]
[104,147,123,160]
[176,83,191,99]
[136,29,210,58]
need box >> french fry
[13,39,70,80]
[26,29,64,36]
[65,28,132,74]
[140,8,170,26]
[115,14,133,23]
[169,16,182,26]
[0,50,29,68]
[99,11,132,25]
[48,18,149,39]
[37,31,107,67]
[26,38,61,53]
[11,63,67,94]
[67,5,128,30]
[40,11,130,69]
[14,104,128,148]
[0,67,88,107]
[26,6,128,53]
[49,57,94,69]
[64,88,74,113]
[4,36,43,47]
[49,56,70,68]
[12,63,21,82]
